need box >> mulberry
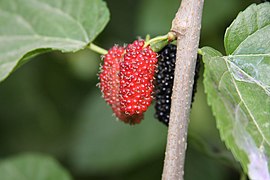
[154,44,200,126]
[99,40,158,124]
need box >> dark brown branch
[162,0,204,179]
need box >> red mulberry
[99,40,158,124]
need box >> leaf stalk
[88,43,108,55]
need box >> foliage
[0,0,109,82]
[0,154,71,180]
[201,3,270,179]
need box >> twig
[162,0,204,180]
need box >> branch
[162,0,204,180]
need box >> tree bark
[162,0,204,179]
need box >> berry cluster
[154,44,200,126]
[99,40,157,124]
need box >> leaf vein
[225,60,270,147]
[226,58,270,95]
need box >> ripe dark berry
[192,55,201,105]
[154,44,176,126]
[154,44,200,126]
[99,40,158,124]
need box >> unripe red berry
[99,40,158,124]
[99,46,125,120]
[120,40,157,116]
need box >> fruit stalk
[162,0,204,179]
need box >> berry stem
[145,34,151,42]
[144,34,169,48]
[88,43,108,55]
[161,0,204,179]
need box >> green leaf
[0,153,72,180]
[201,3,270,179]
[224,3,270,54]
[201,46,270,178]
[0,0,109,82]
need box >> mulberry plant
[0,0,269,180]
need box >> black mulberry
[154,44,200,126]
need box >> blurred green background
[0,0,262,179]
